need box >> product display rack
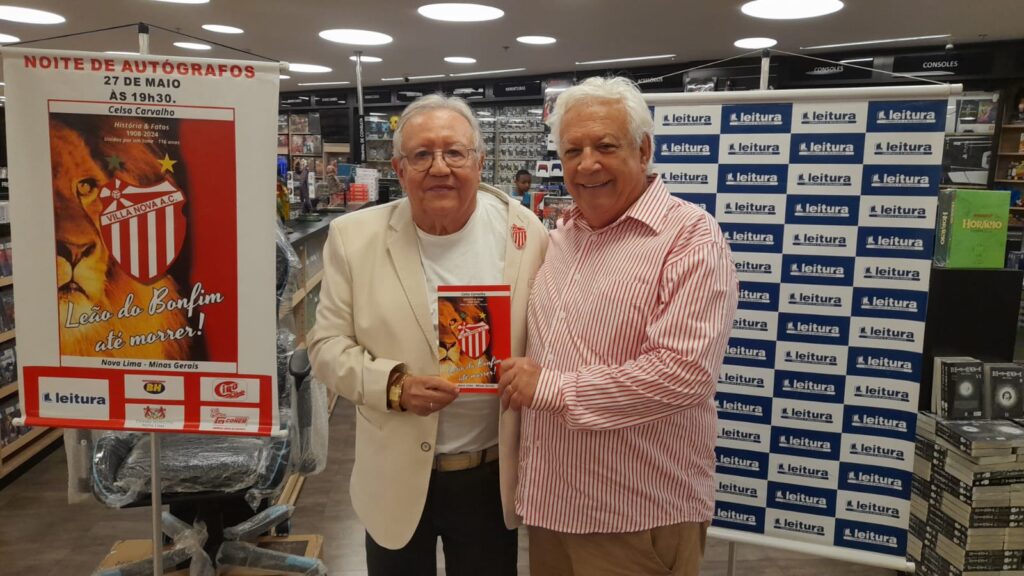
[279,213,343,340]
[994,85,1024,200]
[0,205,54,481]
[493,105,545,186]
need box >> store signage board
[629,70,685,91]
[396,89,428,103]
[362,89,392,104]
[790,59,874,82]
[892,50,991,77]
[647,84,957,571]
[444,84,485,100]
[493,79,541,98]
[312,93,346,107]
[280,93,312,109]
[3,48,280,436]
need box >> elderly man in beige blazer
[308,94,547,576]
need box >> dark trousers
[365,459,518,576]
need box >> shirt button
[558,311,567,320]
[573,274,581,282]
[420,442,431,452]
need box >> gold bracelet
[387,370,406,411]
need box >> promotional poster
[437,285,511,392]
[650,91,947,562]
[4,49,280,436]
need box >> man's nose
[578,147,602,172]
[427,150,453,176]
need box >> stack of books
[911,413,1024,575]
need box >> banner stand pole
[150,432,164,575]
[727,542,737,576]
[759,48,770,90]
[135,22,164,576]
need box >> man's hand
[400,375,460,416]
[498,357,541,411]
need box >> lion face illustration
[51,118,191,359]
[438,298,491,384]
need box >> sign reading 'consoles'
[653,96,944,560]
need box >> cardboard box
[96,540,187,576]
[98,535,323,576]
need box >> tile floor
[0,403,896,575]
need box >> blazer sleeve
[307,222,400,413]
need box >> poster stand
[641,51,962,575]
[6,21,285,576]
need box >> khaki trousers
[529,521,709,576]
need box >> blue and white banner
[651,90,946,564]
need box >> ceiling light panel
[350,55,383,62]
[801,34,950,50]
[297,81,351,86]
[418,3,504,22]
[174,42,211,50]
[448,67,524,77]
[0,5,65,24]
[517,35,556,45]
[319,29,393,46]
[575,54,675,65]
[289,63,333,73]
[0,33,19,43]
[202,24,244,34]
[444,56,477,64]
[381,74,446,81]
[741,0,843,20]
[734,37,777,49]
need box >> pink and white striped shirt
[518,177,738,533]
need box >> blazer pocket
[356,405,385,431]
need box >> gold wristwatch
[387,368,406,411]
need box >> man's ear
[639,133,652,167]
[391,156,404,182]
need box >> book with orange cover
[437,285,511,393]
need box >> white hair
[392,93,485,157]
[546,76,654,162]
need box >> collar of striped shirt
[562,175,669,234]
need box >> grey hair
[392,93,485,157]
[546,76,654,163]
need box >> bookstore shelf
[0,381,16,400]
[0,277,12,288]
[0,428,62,479]
[0,330,14,344]
[1,426,46,459]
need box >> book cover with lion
[437,285,510,393]
[49,110,238,367]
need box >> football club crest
[511,224,527,249]
[456,321,491,359]
[98,177,186,283]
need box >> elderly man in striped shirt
[499,76,739,576]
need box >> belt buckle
[434,446,496,472]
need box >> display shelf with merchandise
[0,428,62,480]
[994,86,1024,202]
[279,213,345,342]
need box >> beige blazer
[308,184,547,550]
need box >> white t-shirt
[416,191,506,454]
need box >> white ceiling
[0,0,1020,90]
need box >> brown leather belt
[433,445,499,472]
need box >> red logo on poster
[214,380,246,399]
[98,178,186,283]
[457,322,490,359]
[210,408,249,425]
[143,406,167,420]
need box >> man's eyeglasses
[400,144,477,172]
